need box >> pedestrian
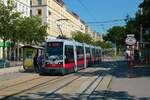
[37,55,43,70]
[33,54,38,72]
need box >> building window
[14,2,17,8]
[30,10,32,16]
[30,0,32,6]
[23,6,24,12]
[38,0,42,5]
[49,10,51,15]
[38,9,42,15]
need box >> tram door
[64,45,75,69]
[76,46,84,68]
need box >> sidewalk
[0,66,24,76]
[106,60,150,99]
[134,64,150,68]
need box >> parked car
[0,59,10,68]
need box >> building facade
[92,32,103,42]
[31,0,86,38]
[3,0,30,16]
[85,26,103,42]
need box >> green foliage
[71,31,93,44]
[0,0,47,44]
[0,0,21,58]
[140,0,150,29]
[126,0,150,42]
[105,26,126,48]
[71,31,113,49]
[94,40,113,49]
[0,0,47,59]
[125,14,141,41]
[0,0,21,40]
[18,16,47,44]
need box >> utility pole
[140,8,143,47]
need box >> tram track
[41,67,109,100]
[0,75,44,91]
[33,68,107,99]
[86,73,105,99]
[0,68,95,100]
[78,72,105,99]
[50,69,106,99]
[15,68,98,98]
[0,75,70,99]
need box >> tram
[22,45,44,71]
[39,39,102,75]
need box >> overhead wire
[77,0,105,32]
[87,19,125,24]
[78,0,97,21]
[77,1,126,33]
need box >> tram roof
[46,39,71,42]
[46,39,101,49]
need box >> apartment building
[2,0,30,16]
[31,0,86,38]
[85,26,103,41]
[92,32,103,42]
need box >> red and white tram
[39,39,102,75]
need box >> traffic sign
[125,37,136,46]
[127,34,134,37]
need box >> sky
[64,0,144,34]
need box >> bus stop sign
[125,36,136,46]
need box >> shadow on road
[105,90,150,100]
[90,60,150,78]
[4,90,150,100]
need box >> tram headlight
[58,62,63,64]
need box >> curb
[0,66,24,76]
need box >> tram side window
[86,47,90,58]
[77,46,84,60]
[92,48,95,57]
[65,45,74,63]
[97,49,99,56]
[100,49,102,56]
[98,49,101,56]
[96,49,98,56]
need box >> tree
[18,16,47,44]
[105,26,126,48]
[139,0,150,42]
[0,0,47,59]
[94,40,113,49]
[0,0,21,59]
[126,0,150,42]
[139,0,150,29]
[71,31,93,44]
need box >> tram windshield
[45,42,63,60]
